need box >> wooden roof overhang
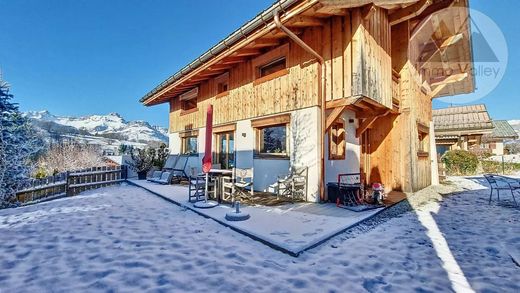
[325,95,398,137]
[140,0,460,107]
[407,0,475,98]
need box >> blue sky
[0,0,517,127]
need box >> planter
[137,171,147,180]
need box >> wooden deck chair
[277,166,308,199]
[222,168,254,204]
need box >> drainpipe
[274,13,327,202]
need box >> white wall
[324,110,361,185]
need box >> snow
[128,179,384,255]
[488,154,520,164]
[0,178,519,292]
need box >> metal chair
[277,166,308,200]
[222,168,254,204]
[188,167,216,202]
[484,174,518,206]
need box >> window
[259,125,287,155]
[252,43,289,85]
[215,72,229,98]
[252,113,290,158]
[179,87,198,113]
[181,99,197,111]
[259,57,286,77]
[329,119,346,160]
[182,136,198,155]
[417,122,429,157]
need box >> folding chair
[277,166,308,200]
[222,168,254,204]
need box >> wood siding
[169,27,322,132]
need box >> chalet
[433,104,493,155]
[482,120,518,155]
[140,0,474,202]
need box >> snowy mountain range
[24,110,168,153]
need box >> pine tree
[0,74,43,207]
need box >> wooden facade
[142,0,474,197]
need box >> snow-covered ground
[0,178,519,292]
[488,154,520,164]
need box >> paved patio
[128,179,390,256]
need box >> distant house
[433,104,494,155]
[140,0,474,201]
[481,120,519,155]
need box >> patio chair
[277,166,308,200]
[188,167,217,202]
[484,174,518,206]
[146,170,162,182]
[222,168,254,204]
[494,175,519,207]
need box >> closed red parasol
[202,104,213,173]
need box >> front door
[216,131,235,169]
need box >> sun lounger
[150,171,173,185]
[146,171,162,182]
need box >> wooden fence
[16,166,127,204]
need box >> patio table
[205,169,232,202]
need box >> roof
[483,120,518,141]
[140,0,474,106]
[433,104,494,136]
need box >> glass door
[216,131,235,169]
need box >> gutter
[273,12,327,202]
[140,0,303,104]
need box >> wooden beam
[430,73,468,97]
[233,48,262,57]
[430,72,468,87]
[325,97,361,110]
[356,108,389,119]
[267,28,304,38]
[286,16,325,27]
[356,116,379,138]
[326,105,346,132]
[208,64,233,71]
[389,0,432,26]
[420,33,464,64]
[361,4,376,20]
[248,38,280,48]
[220,56,247,65]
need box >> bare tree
[37,143,107,175]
